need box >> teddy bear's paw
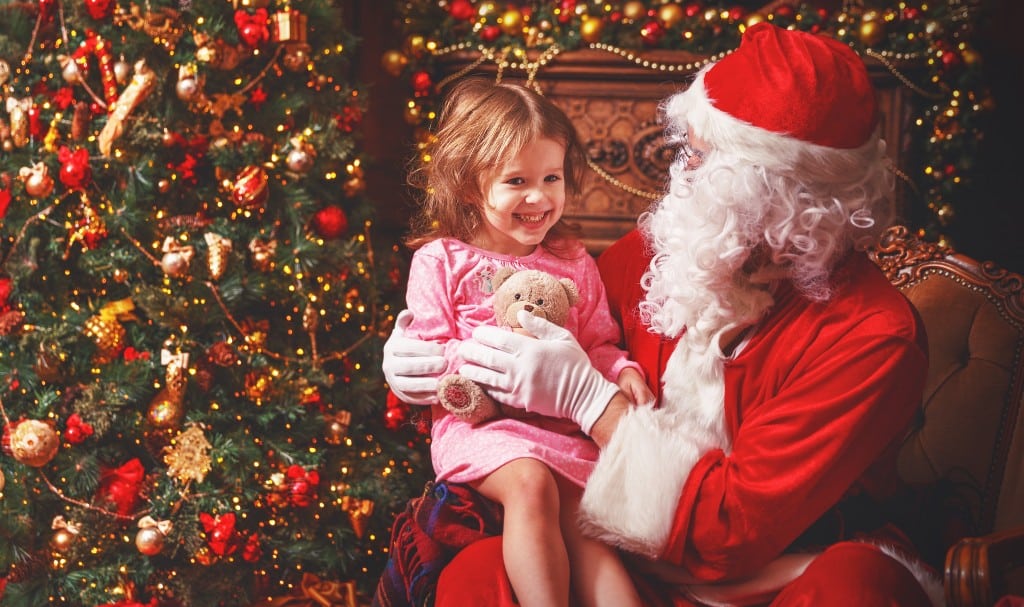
[437,375,499,424]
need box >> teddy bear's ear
[559,278,579,306]
[492,266,517,290]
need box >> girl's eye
[506,177,524,186]
[545,174,562,183]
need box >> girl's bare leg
[472,458,569,607]
[556,477,644,607]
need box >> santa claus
[382,22,941,607]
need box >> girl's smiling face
[471,137,567,257]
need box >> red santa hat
[676,22,878,151]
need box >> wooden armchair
[868,226,1024,607]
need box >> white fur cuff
[578,405,703,557]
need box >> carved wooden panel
[439,48,917,253]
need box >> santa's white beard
[639,163,776,351]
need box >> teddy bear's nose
[524,304,534,312]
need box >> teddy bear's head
[491,267,578,329]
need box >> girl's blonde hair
[405,78,585,254]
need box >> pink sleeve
[403,249,463,378]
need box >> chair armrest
[945,526,1024,607]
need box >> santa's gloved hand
[457,311,620,434]
[381,310,445,405]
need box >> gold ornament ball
[858,19,886,47]
[623,1,646,21]
[325,420,347,445]
[113,59,131,85]
[24,172,55,198]
[10,419,60,467]
[135,527,165,556]
[658,3,685,28]
[175,77,200,102]
[500,9,524,36]
[286,147,315,173]
[34,346,64,383]
[283,44,311,72]
[147,388,185,428]
[580,16,605,43]
[62,61,83,84]
[380,50,408,77]
[160,250,191,278]
[51,529,76,553]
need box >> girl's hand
[617,368,656,407]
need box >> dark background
[343,1,1024,274]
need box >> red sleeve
[597,230,673,396]
[664,327,927,580]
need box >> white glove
[381,310,445,405]
[457,311,621,434]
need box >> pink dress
[405,238,639,487]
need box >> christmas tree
[0,0,429,605]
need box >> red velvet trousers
[435,537,935,607]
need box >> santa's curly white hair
[638,66,896,345]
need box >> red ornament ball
[84,0,114,19]
[60,159,91,189]
[481,25,502,42]
[640,20,664,45]
[232,165,269,209]
[411,70,432,96]
[448,0,475,21]
[313,205,349,239]
[384,402,409,430]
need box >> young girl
[401,78,652,607]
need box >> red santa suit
[435,229,938,607]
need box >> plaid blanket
[373,482,504,607]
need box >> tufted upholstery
[868,225,1024,606]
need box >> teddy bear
[437,267,579,424]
